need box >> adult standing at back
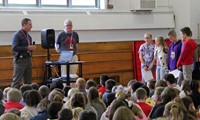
[12,18,36,88]
[55,19,79,78]
[138,33,155,83]
[177,27,198,81]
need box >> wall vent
[130,0,156,12]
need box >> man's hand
[28,45,36,51]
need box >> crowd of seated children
[0,71,200,120]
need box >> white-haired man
[55,19,79,78]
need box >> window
[41,0,67,6]
[72,0,95,6]
[1,0,100,8]
[8,0,36,5]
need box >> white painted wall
[170,0,190,39]
[170,0,200,39]
[189,0,200,39]
[0,0,199,45]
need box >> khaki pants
[61,55,78,76]
[182,64,193,81]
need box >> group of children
[0,27,199,120]
[139,27,198,84]
[0,72,200,120]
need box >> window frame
[0,0,100,9]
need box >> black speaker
[41,29,55,49]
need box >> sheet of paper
[142,69,154,82]
[169,69,181,78]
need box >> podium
[44,61,84,86]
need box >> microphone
[33,41,35,45]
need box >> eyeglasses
[144,37,151,39]
[66,24,72,26]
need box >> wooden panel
[78,41,132,53]
[79,51,132,62]
[0,80,43,88]
[0,67,44,80]
[82,60,133,74]
[0,58,13,69]
[0,44,58,57]
[0,69,13,80]
[0,45,13,57]
[0,41,134,88]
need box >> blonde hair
[168,30,177,37]
[112,106,135,120]
[76,78,86,89]
[3,87,12,101]
[154,87,165,100]
[163,101,183,120]
[131,104,143,119]
[0,113,20,120]
[144,33,152,39]
[68,88,79,99]
[7,108,21,117]
[115,90,126,100]
[48,89,63,102]
[72,107,84,120]
[155,36,168,52]
[7,88,22,102]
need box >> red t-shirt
[98,86,106,98]
[4,101,24,111]
[177,38,198,66]
[135,101,152,117]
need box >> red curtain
[131,39,171,82]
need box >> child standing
[154,36,169,80]
[177,27,198,81]
[138,33,155,83]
